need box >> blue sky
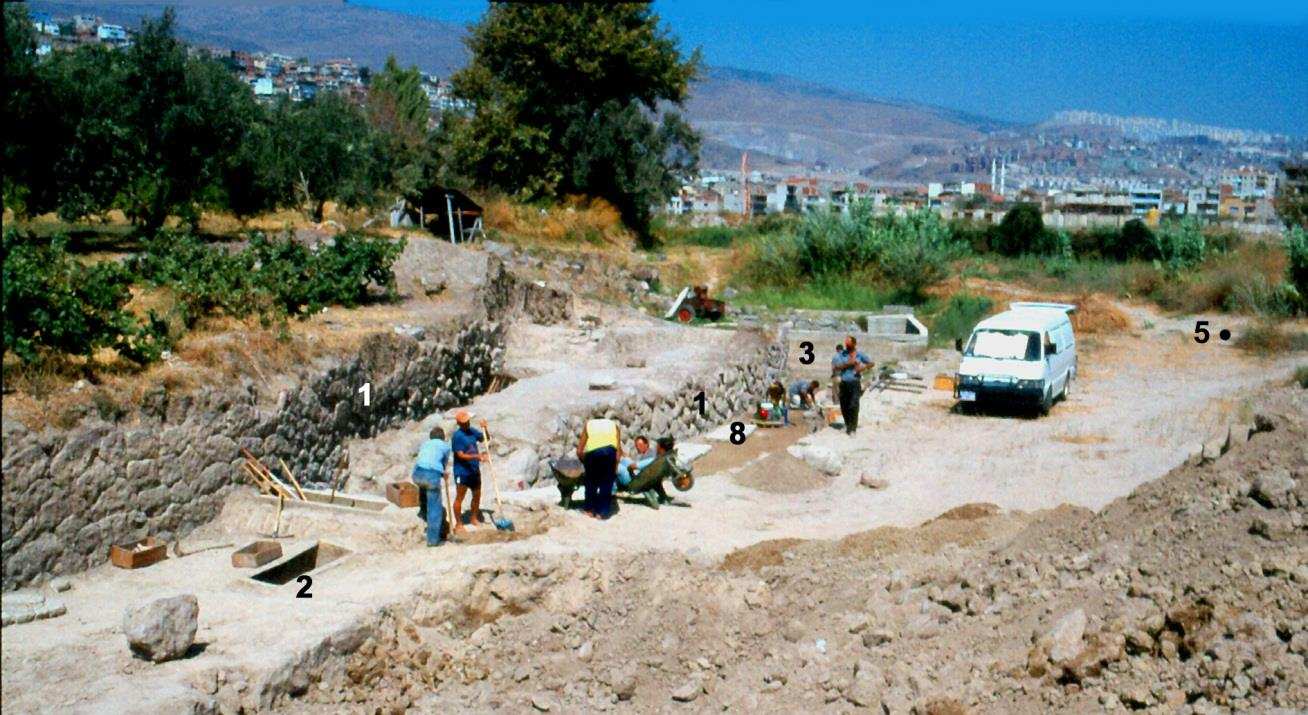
[358,1,1307,135]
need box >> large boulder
[787,444,842,476]
[123,594,199,663]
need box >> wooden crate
[231,540,283,569]
[386,481,420,508]
[109,537,168,570]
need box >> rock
[530,693,555,711]
[610,668,637,700]
[862,629,894,648]
[393,324,427,341]
[787,444,842,476]
[670,680,700,702]
[1042,609,1087,664]
[1201,436,1226,462]
[859,474,889,490]
[50,577,72,592]
[1250,469,1295,509]
[845,662,883,708]
[674,443,712,464]
[708,422,755,443]
[123,594,199,663]
[588,376,617,391]
[576,640,594,662]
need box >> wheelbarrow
[549,456,586,509]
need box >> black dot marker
[1218,329,1231,341]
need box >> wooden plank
[278,458,308,501]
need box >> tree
[1275,163,1307,229]
[994,203,1049,256]
[368,55,431,198]
[448,2,701,246]
[2,3,39,210]
[118,10,259,232]
[278,94,383,221]
[5,9,257,230]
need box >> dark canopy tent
[405,186,484,243]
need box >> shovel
[441,476,464,543]
[482,432,515,531]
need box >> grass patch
[1235,322,1308,356]
[732,277,899,312]
[1295,364,1308,389]
[923,293,995,348]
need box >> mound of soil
[731,451,828,494]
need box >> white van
[954,302,1077,415]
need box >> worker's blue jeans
[413,467,444,546]
[421,486,443,545]
[582,446,618,518]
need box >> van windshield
[965,329,1041,361]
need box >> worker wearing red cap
[451,410,490,528]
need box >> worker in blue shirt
[411,425,453,546]
[616,435,656,489]
[831,336,873,435]
[451,410,490,529]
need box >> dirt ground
[4,240,1307,714]
[278,383,1307,714]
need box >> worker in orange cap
[450,410,490,528]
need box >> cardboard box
[386,481,420,508]
[109,537,168,570]
[231,540,283,568]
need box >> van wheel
[1059,375,1070,402]
[1038,389,1052,416]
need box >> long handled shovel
[482,433,515,531]
[442,476,464,543]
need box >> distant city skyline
[358,0,1308,136]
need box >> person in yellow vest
[575,417,622,519]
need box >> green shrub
[928,293,994,347]
[992,203,1052,256]
[1286,226,1308,310]
[746,205,965,301]
[2,229,169,365]
[1295,364,1308,389]
[1151,218,1207,274]
[131,230,404,324]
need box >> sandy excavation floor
[2,299,1304,713]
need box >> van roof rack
[1009,301,1077,314]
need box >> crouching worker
[616,435,656,491]
[412,425,453,546]
[620,437,692,509]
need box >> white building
[96,24,127,42]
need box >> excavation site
[4,230,1305,714]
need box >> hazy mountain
[32,1,1003,175]
[29,0,469,74]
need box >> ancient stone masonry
[272,324,504,486]
[525,333,779,484]
[1,321,505,591]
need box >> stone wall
[512,327,786,485]
[0,321,505,591]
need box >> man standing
[451,411,490,528]
[411,425,453,546]
[576,416,622,519]
[831,336,873,435]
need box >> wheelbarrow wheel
[676,307,694,323]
